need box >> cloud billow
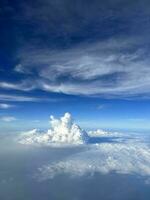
[38,141,150,180]
[19,112,89,145]
[18,112,150,180]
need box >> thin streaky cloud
[0,116,17,122]
[97,104,106,110]
[0,103,14,109]
[12,37,150,99]
[0,94,41,102]
[0,94,64,102]
[0,81,35,91]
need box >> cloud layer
[38,140,150,180]
[18,112,150,181]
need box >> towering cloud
[47,113,89,144]
[19,112,89,145]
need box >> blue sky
[0,0,150,132]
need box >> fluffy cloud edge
[18,113,89,145]
[17,112,150,182]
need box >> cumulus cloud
[18,112,150,181]
[0,116,17,122]
[19,113,89,145]
[18,112,124,145]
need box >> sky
[0,0,150,132]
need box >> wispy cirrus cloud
[0,94,39,102]
[0,94,64,102]
[1,0,150,99]
[0,81,35,91]
[97,104,106,110]
[12,37,150,98]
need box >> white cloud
[0,81,35,91]
[0,116,17,122]
[48,113,89,144]
[0,103,14,109]
[0,94,56,102]
[38,141,150,180]
[14,37,150,98]
[18,112,123,145]
[19,113,89,145]
[88,129,120,137]
[17,112,150,181]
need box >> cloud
[0,81,35,91]
[88,129,120,137]
[0,94,39,102]
[0,94,58,102]
[0,116,17,122]
[38,141,150,180]
[2,0,150,99]
[97,104,106,110]
[17,112,150,180]
[14,64,26,73]
[19,113,89,145]
[13,37,150,99]
[0,103,14,109]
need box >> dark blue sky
[0,0,150,131]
